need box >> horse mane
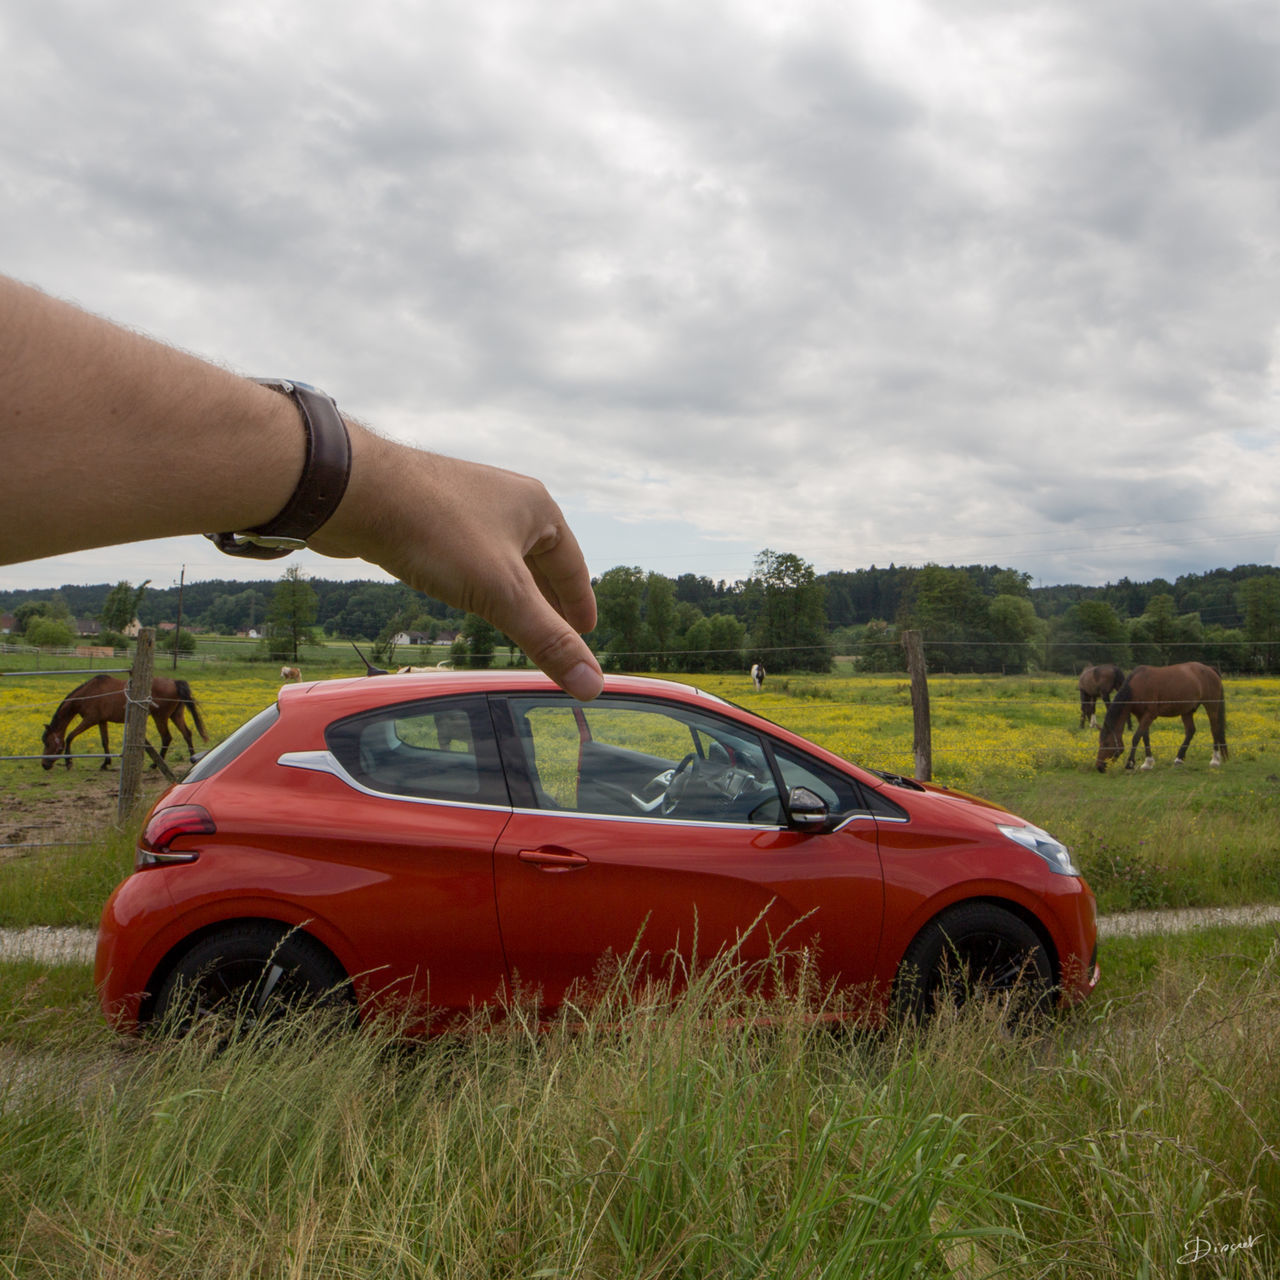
[47,674,113,729]
[1099,676,1135,737]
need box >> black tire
[893,903,1054,1025]
[151,922,354,1037]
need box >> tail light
[137,804,216,869]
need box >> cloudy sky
[4,0,1278,598]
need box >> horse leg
[1127,713,1155,771]
[152,714,173,766]
[1207,697,1227,766]
[98,722,111,770]
[1174,712,1196,765]
[62,718,92,769]
[172,708,196,758]
[1080,695,1094,729]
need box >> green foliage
[744,548,831,673]
[21,617,76,648]
[99,579,149,633]
[458,613,497,668]
[159,628,197,653]
[265,565,319,662]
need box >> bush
[22,618,75,648]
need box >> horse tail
[174,679,209,741]
[1207,673,1228,759]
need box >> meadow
[1,662,1278,1276]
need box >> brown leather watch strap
[206,380,352,559]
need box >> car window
[183,704,279,782]
[325,696,507,805]
[772,745,871,823]
[507,696,783,825]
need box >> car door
[490,694,885,1013]
[312,693,513,1023]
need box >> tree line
[5,557,1280,675]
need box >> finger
[491,586,604,701]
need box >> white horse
[751,663,765,692]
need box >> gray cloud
[2,0,1277,593]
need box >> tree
[644,574,677,671]
[987,594,1044,674]
[902,565,987,671]
[593,566,647,670]
[100,579,150,634]
[459,613,497,669]
[745,549,831,673]
[24,617,75,648]
[266,566,319,662]
[1239,576,1280,673]
[1128,594,1200,667]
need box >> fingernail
[563,662,604,701]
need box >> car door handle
[517,847,589,871]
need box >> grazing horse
[751,663,766,692]
[1077,663,1124,728]
[1095,663,1227,772]
[41,674,208,771]
[280,665,302,681]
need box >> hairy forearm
[0,275,603,699]
[0,275,305,560]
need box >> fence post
[117,628,155,822]
[901,629,932,782]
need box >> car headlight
[998,823,1081,876]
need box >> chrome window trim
[276,749,511,813]
[278,750,896,831]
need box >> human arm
[0,276,603,700]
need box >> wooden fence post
[117,628,155,823]
[901,629,932,782]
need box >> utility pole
[171,564,186,670]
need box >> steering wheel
[660,752,700,816]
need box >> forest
[4,556,1279,676]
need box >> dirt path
[2,769,170,861]
[3,905,1278,967]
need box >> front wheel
[150,922,354,1037]
[892,903,1054,1025]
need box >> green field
[2,667,1277,1277]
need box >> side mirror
[787,786,830,831]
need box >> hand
[310,424,604,701]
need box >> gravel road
[3,906,1279,967]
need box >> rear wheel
[151,922,354,1037]
[893,903,1054,1025]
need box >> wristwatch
[206,379,352,559]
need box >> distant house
[0,614,13,635]
[75,618,100,637]
[391,630,435,647]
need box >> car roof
[276,669,733,714]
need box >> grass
[2,669,1279,1276]
[1,931,1276,1277]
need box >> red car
[95,672,1099,1034]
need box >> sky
[3,0,1279,600]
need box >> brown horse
[1077,663,1125,728]
[1095,663,1227,772]
[41,674,208,771]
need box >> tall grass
[2,932,1276,1278]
